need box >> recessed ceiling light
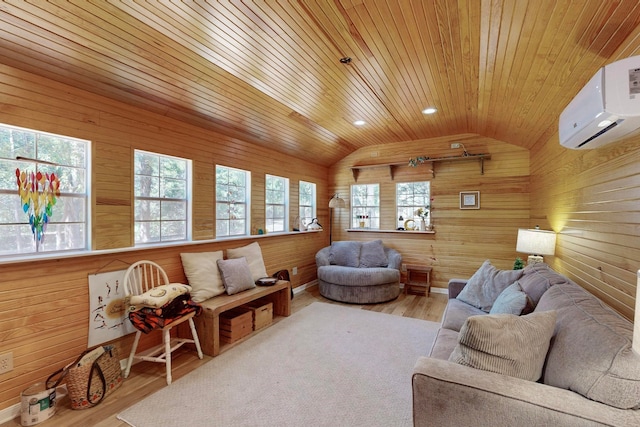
[422,107,437,115]
[353,120,366,126]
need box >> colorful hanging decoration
[15,168,61,242]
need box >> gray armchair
[315,240,401,304]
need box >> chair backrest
[123,260,170,296]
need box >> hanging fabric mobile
[16,168,61,242]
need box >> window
[397,181,431,228]
[351,184,379,229]
[134,150,191,244]
[216,165,250,237]
[0,123,90,256]
[299,181,316,226]
[266,174,289,233]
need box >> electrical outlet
[451,142,461,149]
[0,352,13,374]
[292,267,298,275]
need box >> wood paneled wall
[0,64,328,411]
[329,134,531,290]
[531,134,640,321]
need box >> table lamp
[516,228,556,265]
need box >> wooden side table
[404,264,432,296]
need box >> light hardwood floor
[1,285,447,427]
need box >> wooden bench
[193,280,291,356]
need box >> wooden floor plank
[1,285,446,427]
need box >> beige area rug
[117,302,440,427]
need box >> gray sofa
[315,240,401,304]
[413,262,640,426]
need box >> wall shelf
[350,153,491,181]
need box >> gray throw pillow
[456,260,524,312]
[216,257,256,295]
[328,241,361,267]
[359,240,388,268]
[449,310,557,382]
[489,281,527,315]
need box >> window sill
[346,228,435,234]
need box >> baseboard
[0,402,20,425]
[293,280,317,294]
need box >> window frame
[350,183,380,229]
[265,174,289,233]
[0,123,91,258]
[298,180,316,228]
[396,181,431,229]
[134,149,192,245]
[216,165,251,237]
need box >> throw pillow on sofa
[448,310,557,382]
[489,281,529,315]
[359,240,388,268]
[328,241,361,267]
[456,260,524,312]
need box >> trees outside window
[397,181,431,228]
[216,165,250,237]
[299,181,316,227]
[351,184,379,229]
[0,123,90,256]
[266,174,289,233]
[134,150,191,244]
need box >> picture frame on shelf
[460,191,480,209]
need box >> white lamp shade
[329,195,345,208]
[516,229,557,256]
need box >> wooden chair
[122,260,203,385]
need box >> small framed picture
[460,191,480,209]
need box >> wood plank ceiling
[1,1,640,167]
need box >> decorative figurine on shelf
[414,206,429,231]
[307,218,323,231]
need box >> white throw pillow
[227,242,268,282]
[180,251,225,302]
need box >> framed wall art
[460,191,480,209]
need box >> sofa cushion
[489,282,527,315]
[448,310,556,382]
[329,241,362,267]
[318,265,399,287]
[358,240,388,268]
[518,262,568,307]
[536,283,640,409]
[456,260,524,312]
[428,328,459,360]
[441,298,485,332]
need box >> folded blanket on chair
[128,294,202,333]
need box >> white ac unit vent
[559,55,640,149]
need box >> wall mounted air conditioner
[559,55,640,149]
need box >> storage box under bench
[192,280,291,356]
[242,301,273,330]
[219,307,253,343]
